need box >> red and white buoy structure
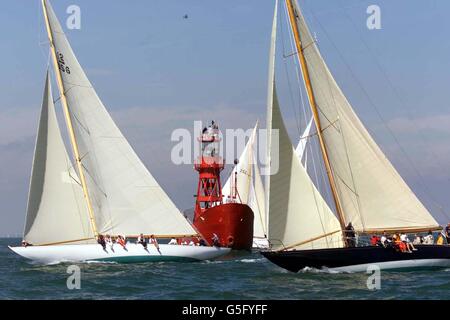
[193,121,254,250]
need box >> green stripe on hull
[88,255,199,263]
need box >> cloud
[112,103,263,129]
[85,68,115,77]
[0,108,39,146]
[0,138,34,235]
[0,102,264,234]
[388,114,450,135]
[111,103,264,208]
[384,113,450,180]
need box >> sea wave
[238,258,265,263]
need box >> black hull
[261,245,450,273]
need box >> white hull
[329,259,450,273]
[252,238,270,250]
[9,243,230,264]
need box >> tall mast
[285,0,348,245]
[41,0,99,238]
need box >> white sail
[251,158,267,239]
[222,124,267,239]
[266,0,343,250]
[291,0,438,232]
[222,124,258,205]
[24,73,94,245]
[43,0,196,236]
[295,117,313,169]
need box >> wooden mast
[285,0,348,245]
[41,0,99,238]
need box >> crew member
[137,233,148,249]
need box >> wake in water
[299,267,345,274]
[239,258,266,263]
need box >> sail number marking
[57,52,71,74]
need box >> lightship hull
[9,243,231,265]
[194,203,254,250]
[262,245,450,273]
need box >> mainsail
[290,0,439,232]
[42,0,196,237]
[24,73,94,245]
[266,0,343,250]
[222,124,267,239]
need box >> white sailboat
[9,0,230,264]
[222,123,268,249]
[221,117,313,250]
[261,0,448,272]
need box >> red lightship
[193,122,254,250]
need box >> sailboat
[9,0,230,264]
[261,0,450,272]
[222,123,267,249]
[221,118,312,250]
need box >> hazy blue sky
[2,0,450,236]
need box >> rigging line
[298,4,366,228]
[65,157,91,238]
[304,0,370,18]
[306,51,365,225]
[285,12,335,214]
[284,1,338,237]
[68,170,82,188]
[304,13,368,230]
[284,0,310,133]
[279,0,301,135]
[284,2,334,210]
[53,96,61,104]
[298,118,342,141]
[37,0,49,63]
[72,112,91,135]
[286,4,319,133]
[69,89,115,234]
[284,2,328,211]
[62,81,94,90]
[299,130,318,140]
[309,6,449,219]
[337,4,450,219]
[307,150,334,246]
[81,164,107,199]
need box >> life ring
[227,236,234,247]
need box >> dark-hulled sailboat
[261,0,450,272]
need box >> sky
[2,0,450,236]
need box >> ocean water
[1,238,450,300]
